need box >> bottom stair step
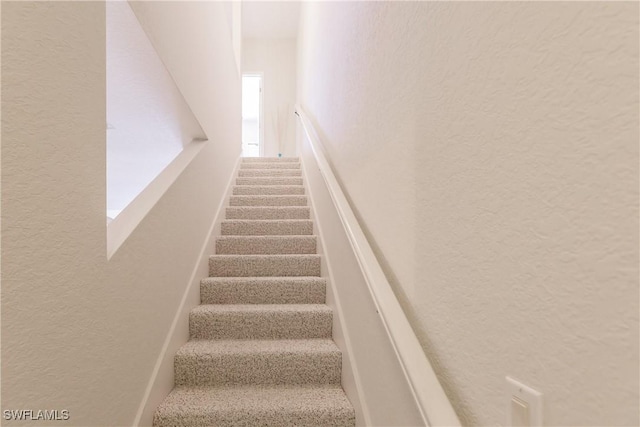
[153,385,355,427]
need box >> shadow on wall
[106,1,206,218]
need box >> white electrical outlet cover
[506,376,543,427]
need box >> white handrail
[295,106,461,427]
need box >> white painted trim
[295,106,461,427]
[300,160,372,427]
[131,154,242,427]
[107,139,208,259]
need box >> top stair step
[241,163,301,170]
[242,157,299,163]
[238,169,302,177]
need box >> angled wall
[298,2,639,425]
[106,1,206,218]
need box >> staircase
[153,157,356,427]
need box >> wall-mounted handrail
[295,105,461,427]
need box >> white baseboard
[300,159,372,427]
[132,155,241,427]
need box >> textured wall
[127,2,242,424]
[243,38,297,157]
[107,1,205,217]
[2,2,240,425]
[1,2,111,424]
[298,2,639,426]
[130,1,241,154]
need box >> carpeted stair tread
[174,339,341,386]
[242,157,300,163]
[240,162,301,170]
[225,206,310,220]
[236,177,303,186]
[200,277,326,304]
[190,304,333,340]
[216,235,317,255]
[209,254,321,277]
[221,220,313,236]
[238,169,303,177]
[230,195,307,206]
[153,385,355,427]
[233,185,305,195]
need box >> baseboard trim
[131,155,241,427]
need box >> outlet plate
[506,376,543,426]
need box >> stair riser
[154,408,355,427]
[221,221,313,236]
[233,186,305,195]
[238,169,302,177]
[236,177,303,186]
[190,310,332,339]
[242,157,299,163]
[216,236,317,254]
[209,255,321,277]
[230,196,307,207]
[174,352,341,386]
[226,207,310,220]
[200,279,326,304]
[240,163,301,170]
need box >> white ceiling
[242,1,301,39]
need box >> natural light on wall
[106,2,205,222]
[242,75,262,157]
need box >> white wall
[1,2,240,426]
[243,38,297,157]
[298,2,639,426]
[107,2,205,218]
[129,2,241,157]
[126,2,241,424]
[2,3,109,423]
[223,2,242,75]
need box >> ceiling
[242,1,301,39]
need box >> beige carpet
[153,157,356,427]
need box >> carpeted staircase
[153,157,356,427]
